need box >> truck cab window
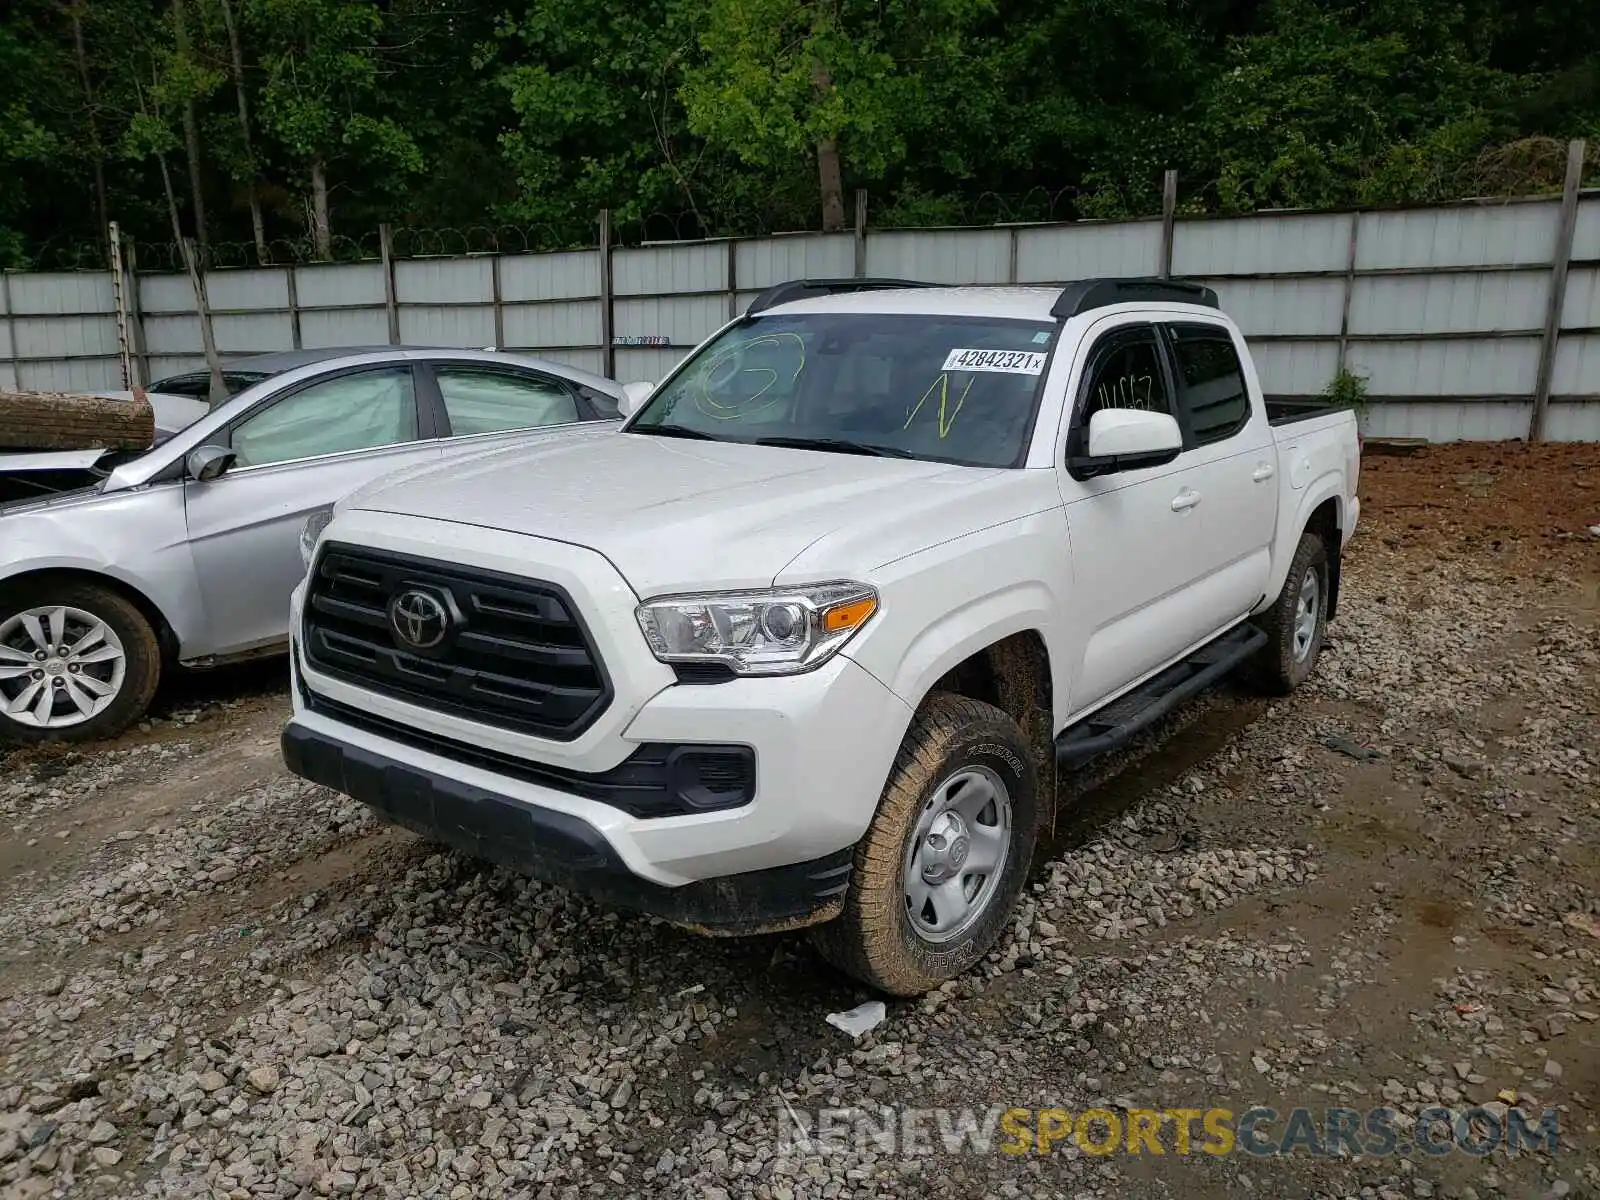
[1169,325,1250,444]
[1080,331,1173,423]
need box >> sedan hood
[345,431,1004,595]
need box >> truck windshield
[627,312,1057,467]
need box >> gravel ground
[1,443,1597,1200]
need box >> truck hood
[343,430,1024,596]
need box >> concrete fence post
[1159,170,1178,278]
[853,190,868,278]
[380,223,400,346]
[1530,138,1586,443]
[599,209,615,379]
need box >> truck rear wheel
[1245,529,1329,695]
[812,693,1038,997]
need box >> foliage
[493,0,700,243]
[1321,367,1372,412]
[681,0,990,180]
[0,12,59,266]
[0,0,1597,266]
[251,0,424,197]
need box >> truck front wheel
[812,693,1039,997]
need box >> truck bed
[1266,397,1349,426]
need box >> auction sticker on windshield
[942,348,1048,374]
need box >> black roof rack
[743,275,1219,320]
[745,277,941,315]
[1050,277,1219,319]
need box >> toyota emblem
[388,588,449,650]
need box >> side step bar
[1054,622,1268,769]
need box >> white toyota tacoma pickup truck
[282,276,1361,996]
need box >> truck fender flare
[867,582,1058,717]
[1264,475,1347,605]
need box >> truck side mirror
[186,444,237,482]
[1068,410,1182,480]
[619,381,654,419]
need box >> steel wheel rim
[1292,566,1321,663]
[901,765,1012,945]
[0,606,127,729]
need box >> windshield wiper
[633,423,717,442]
[754,436,916,459]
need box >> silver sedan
[0,348,624,744]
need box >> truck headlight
[299,508,334,570]
[636,582,878,676]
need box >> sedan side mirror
[619,381,654,419]
[186,444,237,482]
[1068,409,1183,480]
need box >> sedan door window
[435,368,580,436]
[229,367,419,468]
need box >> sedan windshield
[627,312,1057,467]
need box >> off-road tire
[0,580,162,746]
[1243,530,1329,696]
[812,692,1039,997]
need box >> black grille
[300,689,754,817]
[302,543,612,740]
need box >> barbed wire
[17,223,583,272]
[12,160,1592,274]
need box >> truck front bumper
[281,718,855,934]
[282,514,916,932]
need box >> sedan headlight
[636,582,878,676]
[299,507,334,569]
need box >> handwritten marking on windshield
[693,331,806,421]
[904,373,973,439]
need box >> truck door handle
[1170,489,1201,512]
[1252,464,1275,482]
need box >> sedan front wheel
[0,582,162,744]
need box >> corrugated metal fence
[3,190,1598,442]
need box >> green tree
[115,0,221,250]
[682,0,994,230]
[251,0,423,258]
[0,15,58,266]
[1191,0,1519,211]
[493,0,705,243]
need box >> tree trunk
[172,0,209,252]
[810,56,845,232]
[0,390,155,451]
[155,143,227,405]
[179,238,229,405]
[816,137,845,232]
[310,157,332,260]
[155,150,185,247]
[68,2,109,244]
[217,0,268,264]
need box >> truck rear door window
[1168,325,1250,444]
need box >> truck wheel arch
[1304,496,1342,621]
[1267,484,1347,622]
[908,629,1057,829]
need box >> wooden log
[0,388,155,451]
